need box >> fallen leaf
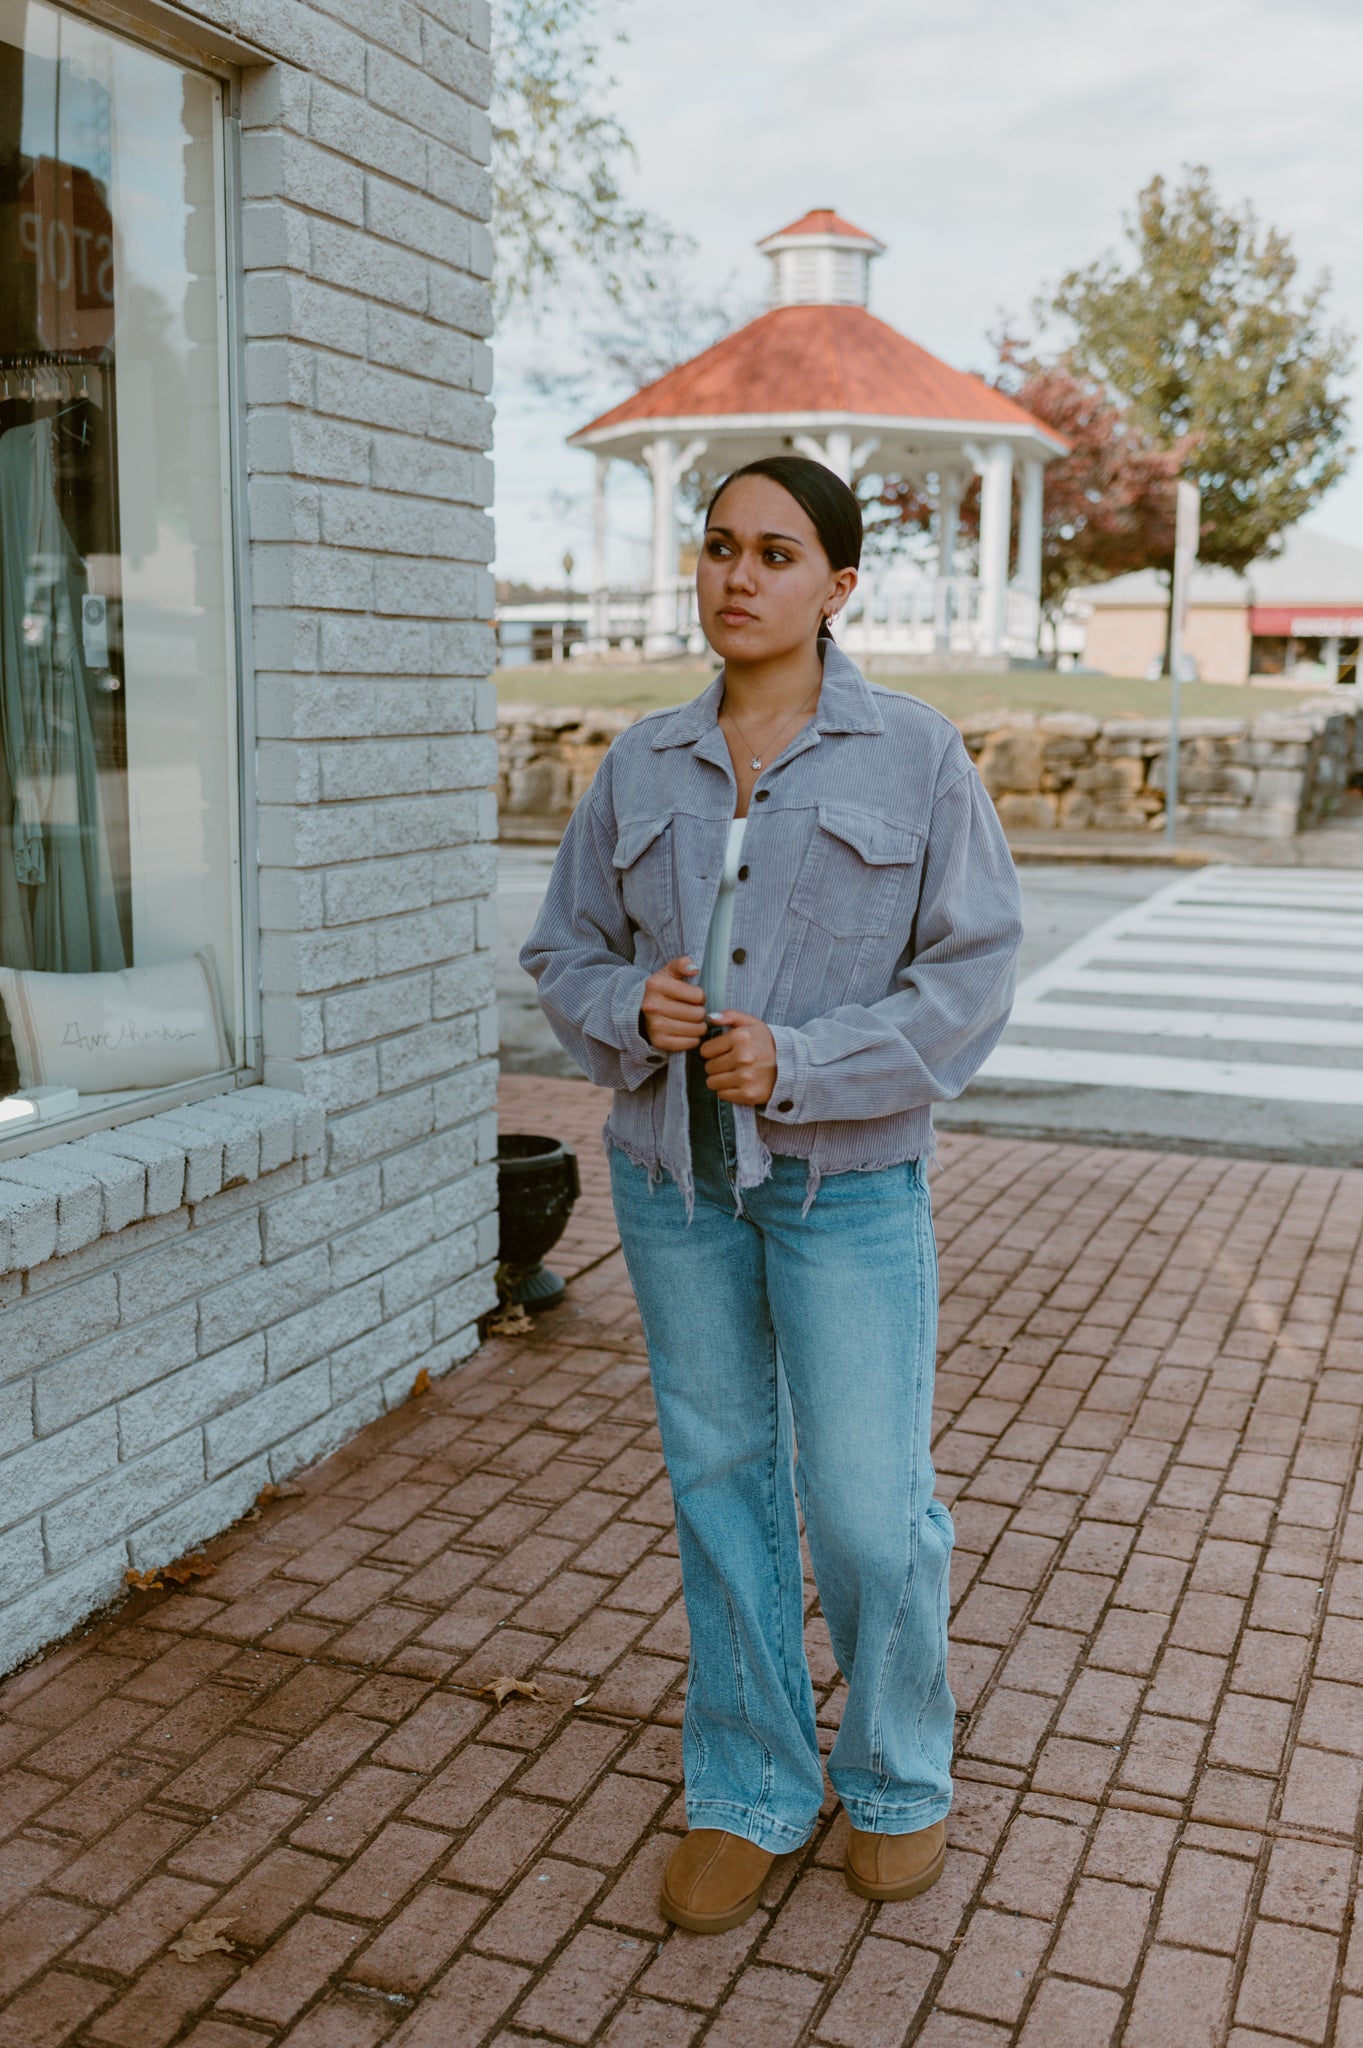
[162,1555,217,1585]
[487,1305,534,1338]
[410,1367,432,1397]
[169,1914,238,1962]
[256,1482,304,1506]
[123,1554,216,1593]
[475,1674,553,1709]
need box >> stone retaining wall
[497,696,1362,840]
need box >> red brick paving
[2,1074,1363,2046]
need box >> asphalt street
[496,846,1363,1168]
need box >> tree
[528,258,758,540]
[492,0,675,312]
[524,260,752,410]
[1050,167,1353,645]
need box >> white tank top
[698,817,749,1018]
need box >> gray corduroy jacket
[520,644,1023,1217]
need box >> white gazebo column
[1016,456,1044,656]
[589,454,610,652]
[976,441,1014,657]
[1017,459,1043,597]
[793,429,855,481]
[824,428,852,483]
[935,470,962,650]
[645,435,679,657]
[643,436,706,658]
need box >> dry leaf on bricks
[488,1305,534,1338]
[410,1368,432,1397]
[124,1555,217,1592]
[243,1481,305,1521]
[474,1675,554,1708]
[169,1915,238,1962]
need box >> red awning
[1251,605,1363,636]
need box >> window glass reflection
[0,1,239,1136]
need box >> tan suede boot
[659,1829,776,1933]
[844,1819,946,1901]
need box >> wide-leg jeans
[607,1050,955,1853]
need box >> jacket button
[777,1099,794,1113]
[737,865,749,881]
[754,790,770,802]
[731,947,746,964]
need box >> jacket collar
[648,640,886,750]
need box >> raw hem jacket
[519,646,1024,1220]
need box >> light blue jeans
[607,1050,954,1853]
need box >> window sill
[0,1085,325,1274]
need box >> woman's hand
[640,957,708,1052]
[700,1011,779,1105]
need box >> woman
[522,455,1023,1934]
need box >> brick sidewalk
[2,1075,1362,2048]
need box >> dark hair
[704,454,862,642]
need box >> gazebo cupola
[757,208,886,308]
[567,210,1069,661]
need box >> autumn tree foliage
[873,342,1179,639]
[1000,345,1180,618]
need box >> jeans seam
[864,1173,936,1826]
[910,1182,952,1783]
[721,1591,775,1816]
[682,1654,709,1781]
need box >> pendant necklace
[722,685,821,772]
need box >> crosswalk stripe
[1151,904,1363,932]
[1093,940,1363,974]
[1041,968,1363,1009]
[1009,1001,1363,1047]
[979,864,1363,1106]
[1139,915,1363,947]
[1181,866,1363,888]
[984,1044,1363,1105]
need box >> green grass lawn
[497,661,1318,723]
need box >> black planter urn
[496,1134,581,1313]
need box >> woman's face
[696,473,858,666]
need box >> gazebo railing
[573,574,1040,660]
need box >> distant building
[494,584,587,667]
[1076,527,1363,685]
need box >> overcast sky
[492,0,1363,586]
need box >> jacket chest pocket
[613,815,676,934]
[789,805,923,937]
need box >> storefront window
[0,0,241,1143]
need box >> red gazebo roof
[763,208,882,244]
[574,303,1052,439]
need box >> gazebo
[568,210,1068,662]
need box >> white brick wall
[0,0,499,1674]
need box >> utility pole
[1165,480,1201,848]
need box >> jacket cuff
[764,1024,808,1122]
[613,969,669,1091]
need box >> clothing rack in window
[0,351,111,407]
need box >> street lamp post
[558,550,575,666]
[1165,480,1201,849]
